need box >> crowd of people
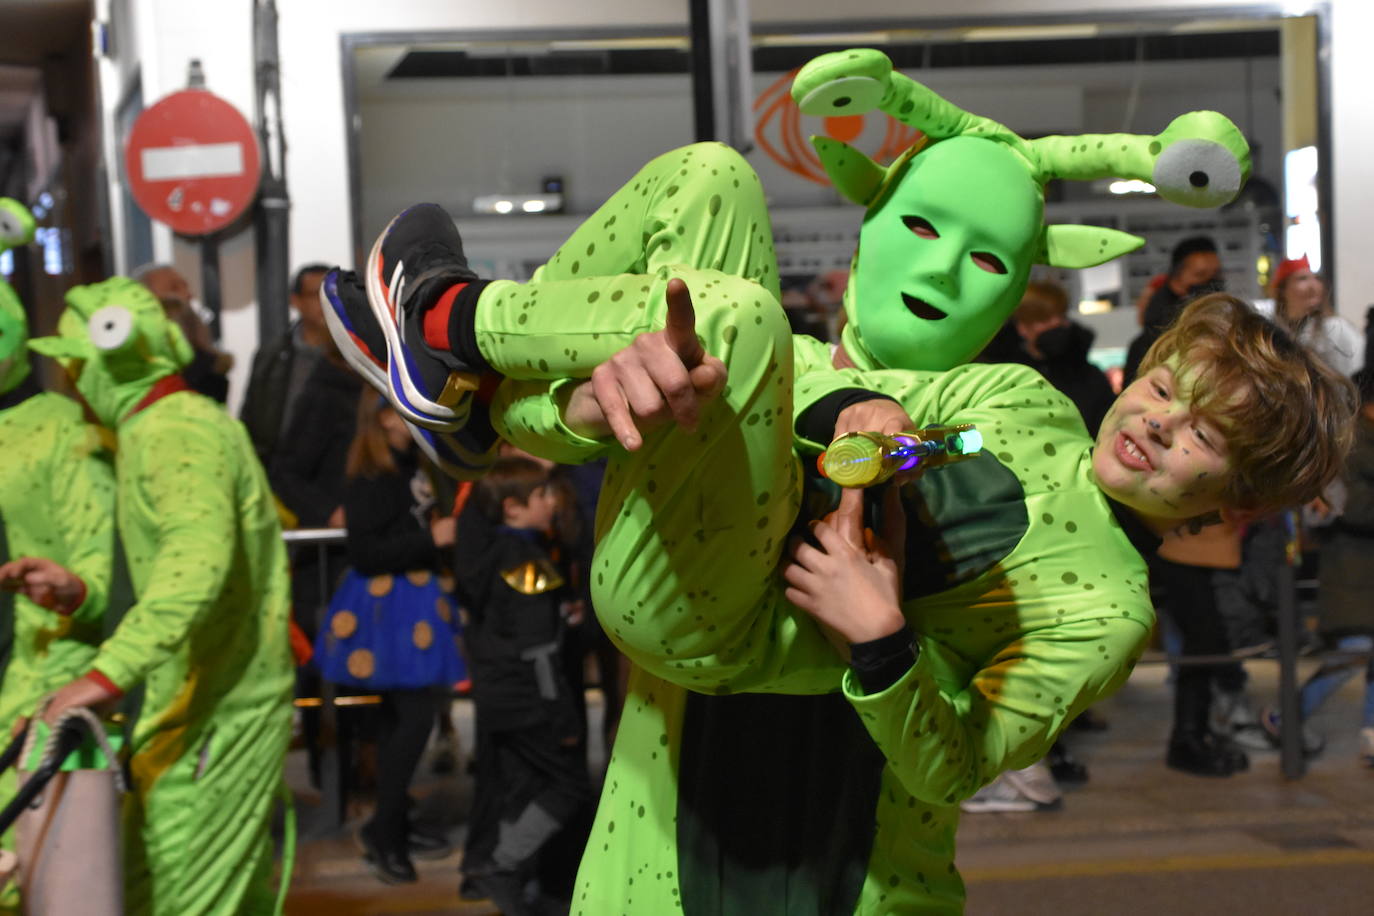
[0,44,1368,916]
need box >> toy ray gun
[818,425,983,488]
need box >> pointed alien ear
[811,136,886,206]
[27,335,92,361]
[1037,224,1145,269]
[165,320,195,369]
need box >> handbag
[0,708,125,915]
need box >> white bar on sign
[141,142,244,181]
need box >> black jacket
[454,509,576,735]
[268,355,362,528]
[1025,322,1116,438]
[343,449,438,576]
[240,322,311,468]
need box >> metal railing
[285,530,1358,796]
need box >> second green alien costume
[29,278,294,916]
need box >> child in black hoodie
[456,457,591,915]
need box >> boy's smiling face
[1092,358,1234,522]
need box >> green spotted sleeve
[48,417,114,618]
[90,413,237,690]
[491,377,611,466]
[843,615,1147,805]
[817,362,1154,803]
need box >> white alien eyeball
[0,210,22,240]
[1151,138,1244,208]
[88,305,135,350]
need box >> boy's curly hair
[1138,293,1357,512]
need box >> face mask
[1187,277,1226,300]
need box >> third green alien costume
[29,278,294,915]
[0,203,114,893]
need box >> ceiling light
[473,192,563,216]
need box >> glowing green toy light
[819,424,982,488]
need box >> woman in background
[315,394,466,884]
[1265,256,1364,377]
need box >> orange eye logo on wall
[755,68,923,184]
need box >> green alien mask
[29,276,193,427]
[792,49,1252,371]
[0,197,37,395]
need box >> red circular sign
[124,89,262,236]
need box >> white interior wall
[358,57,1281,240]
[109,0,1372,411]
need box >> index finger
[664,278,705,369]
[831,487,868,550]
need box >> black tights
[1155,558,1234,738]
[370,688,440,848]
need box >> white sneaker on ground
[961,762,1062,813]
[1359,727,1374,768]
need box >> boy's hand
[784,488,906,644]
[833,398,915,441]
[565,278,727,450]
[0,557,85,614]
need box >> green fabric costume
[0,201,115,884]
[0,198,113,729]
[439,141,1147,913]
[29,277,294,916]
[408,48,1245,912]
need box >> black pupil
[834,96,851,107]
[1188,170,1209,187]
[105,321,115,330]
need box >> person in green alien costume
[316,49,1283,913]
[9,276,295,915]
[0,199,115,897]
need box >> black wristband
[850,624,917,695]
[798,389,901,445]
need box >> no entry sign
[125,89,262,236]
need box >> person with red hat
[1262,256,1364,377]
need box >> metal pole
[316,539,345,827]
[689,0,716,142]
[253,0,291,350]
[200,233,221,340]
[1276,527,1305,779]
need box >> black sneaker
[467,867,536,916]
[358,823,419,885]
[319,268,387,390]
[1166,731,1243,777]
[365,203,487,429]
[407,827,453,861]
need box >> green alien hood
[0,281,29,396]
[793,48,1251,372]
[0,197,38,395]
[29,276,193,427]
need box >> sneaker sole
[404,423,495,480]
[366,205,470,430]
[322,269,492,476]
[320,268,390,395]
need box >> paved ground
[283,659,1374,915]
